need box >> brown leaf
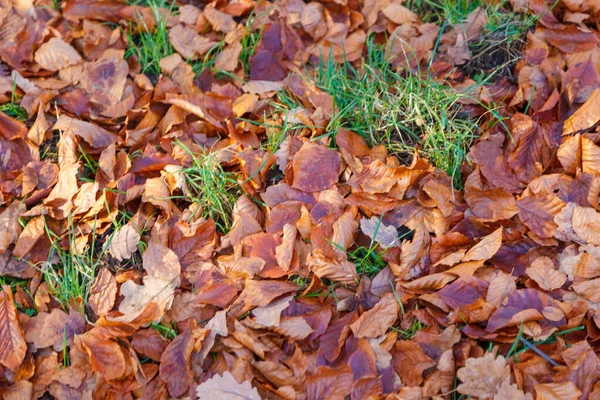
[463,227,503,262]
[53,115,117,149]
[168,24,218,60]
[292,142,341,192]
[517,194,565,238]
[464,169,518,222]
[572,206,600,246]
[545,25,599,54]
[34,38,82,71]
[237,279,299,310]
[24,309,84,351]
[196,371,261,400]
[251,295,292,327]
[534,381,582,400]
[306,365,354,400]
[457,352,510,398]
[494,379,533,400]
[79,334,126,381]
[160,328,194,398]
[350,293,399,338]
[564,88,600,135]
[88,269,117,317]
[360,216,400,248]
[108,225,140,261]
[203,6,236,33]
[132,329,168,362]
[0,202,25,254]
[0,287,26,370]
[307,251,358,285]
[393,340,436,386]
[526,256,567,291]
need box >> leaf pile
[1,0,600,399]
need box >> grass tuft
[176,141,241,233]
[42,217,110,313]
[0,79,27,121]
[125,0,175,76]
[313,37,481,187]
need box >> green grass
[239,4,265,79]
[311,37,481,187]
[176,141,241,233]
[348,245,388,279]
[0,79,27,121]
[125,0,175,76]
[150,321,178,340]
[391,318,425,340]
[42,217,112,313]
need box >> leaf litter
[0,0,600,399]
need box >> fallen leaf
[160,328,194,398]
[292,142,341,192]
[462,228,503,261]
[457,352,510,398]
[526,256,567,291]
[350,293,399,338]
[196,371,261,400]
[564,88,600,135]
[534,381,582,400]
[360,216,400,248]
[34,38,82,71]
[0,287,26,370]
[88,269,117,317]
[108,225,140,261]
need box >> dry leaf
[0,287,26,370]
[196,371,261,400]
[34,38,82,71]
[457,352,510,398]
[108,225,140,261]
[350,293,399,338]
[526,256,567,291]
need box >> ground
[1,0,600,399]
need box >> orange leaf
[535,381,582,400]
[0,287,26,370]
[526,256,567,291]
[159,328,195,398]
[350,293,399,338]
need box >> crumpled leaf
[196,371,261,400]
[108,225,140,261]
[359,216,400,248]
[526,256,567,291]
[457,352,510,398]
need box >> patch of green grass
[391,318,425,340]
[125,0,175,76]
[150,321,178,340]
[42,217,111,314]
[289,275,309,289]
[313,37,481,187]
[176,141,241,233]
[348,245,388,279]
[239,4,265,79]
[0,79,27,121]
[407,0,479,24]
